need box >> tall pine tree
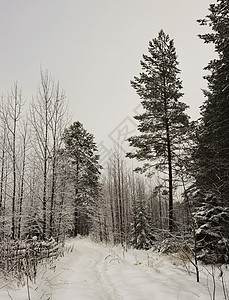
[127,30,190,231]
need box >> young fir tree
[131,198,153,250]
[195,0,229,201]
[127,30,190,231]
[62,121,101,237]
[194,195,229,263]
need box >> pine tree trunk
[162,53,173,231]
[166,125,173,231]
[158,188,163,229]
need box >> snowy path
[0,238,227,299]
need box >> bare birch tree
[29,70,68,239]
[0,83,23,239]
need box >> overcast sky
[0,0,216,157]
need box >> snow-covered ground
[0,237,228,299]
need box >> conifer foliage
[62,121,101,236]
[194,195,229,264]
[127,30,190,231]
[131,198,153,250]
[196,0,229,200]
[193,0,229,263]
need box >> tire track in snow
[0,238,224,299]
[25,238,214,300]
[96,252,123,299]
[51,240,116,300]
[48,239,189,300]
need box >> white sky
[0,0,216,153]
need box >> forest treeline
[0,0,228,270]
[0,72,101,243]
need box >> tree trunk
[17,131,26,239]
[74,156,79,237]
[0,130,6,211]
[11,85,21,240]
[74,187,78,237]
[166,123,173,231]
[49,146,56,237]
[42,105,48,240]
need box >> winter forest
[0,1,229,299]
